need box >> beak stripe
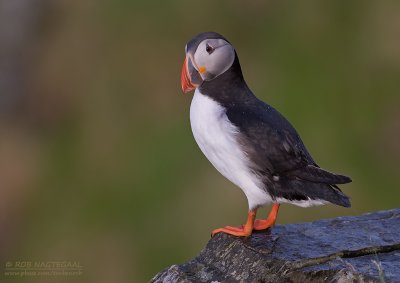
[181,57,196,93]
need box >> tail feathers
[328,185,351,207]
[271,177,351,208]
[290,165,352,184]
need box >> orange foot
[253,203,280,231]
[211,210,256,237]
[211,225,250,237]
[211,204,281,237]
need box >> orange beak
[181,57,195,93]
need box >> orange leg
[253,203,280,231]
[211,210,256,237]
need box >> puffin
[181,32,351,237]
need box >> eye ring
[206,44,214,54]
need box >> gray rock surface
[151,208,400,282]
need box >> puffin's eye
[206,44,214,54]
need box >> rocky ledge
[151,208,400,282]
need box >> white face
[192,38,235,81]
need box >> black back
[198,49,351,207]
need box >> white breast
[190,89,271,209]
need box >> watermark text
[4,261,83,277]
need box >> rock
[151,208,400,282]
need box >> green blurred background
[1,1,399,282]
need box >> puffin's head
[181,32,236,93]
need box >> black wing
[226,96,351,206]
[226,97,315,174]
